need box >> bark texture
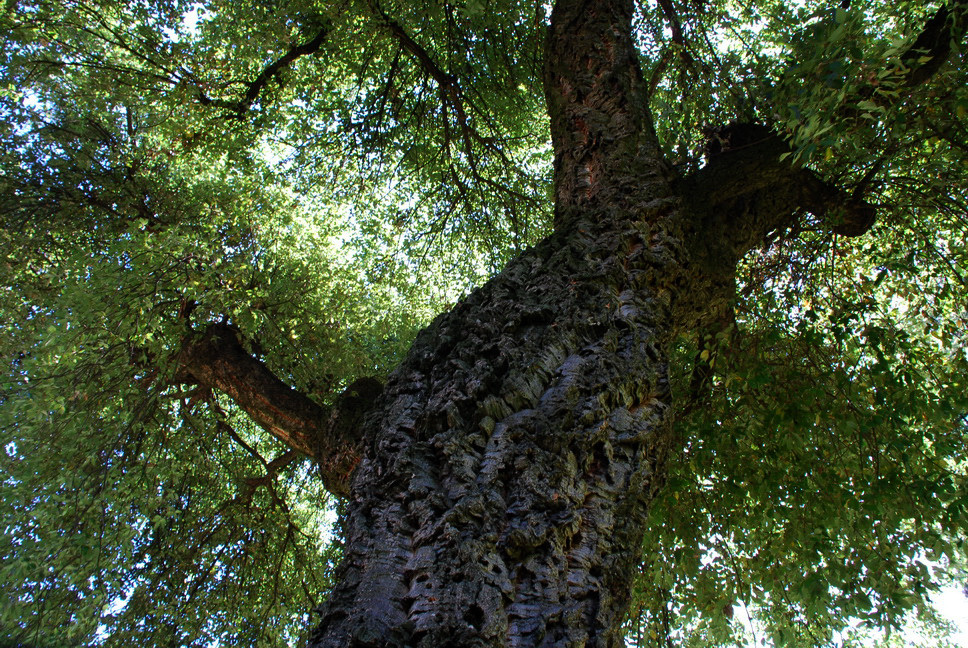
[304,0,893,635]
[311,222,679,645]
[310,1,691,645]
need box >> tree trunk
[309,1,701,645]
[149,0,958,642]
[305,0,892,641]
[309,214,686,645]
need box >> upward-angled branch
[364,0,492,170]
[175,324,382,497]
[898,0,968,88]
[655,0,686,46]
[177,324,324,456]
[847,0,968,112]
[544,0,666,219]
[680,2,968,256]
[196,23,330,116]
[648,0,698,95]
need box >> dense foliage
[1,0,966,646]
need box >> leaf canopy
[1,0,966,645]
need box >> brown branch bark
[175,324,381,497]
[655,0,697,71]
[655,0,685,46]
[234,449,301,507]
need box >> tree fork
[175,323,380,497]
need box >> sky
[935,586,968,646]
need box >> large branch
[678,125,875,269]
[841,0,968,116]
[681,0,968,259]
[175,324,381,497]
[544,0,667,221]
[897,0,968,88]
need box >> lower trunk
[310,191,696,646]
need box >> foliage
[627,0,968,643]
[1,0,966,646]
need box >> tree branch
[196,23,330,116]
[175,324,381,497]
[544,0,665,218]
[234,449,301,507]
[897,0,968,88]
[679,125,876,268]
[848,0,968,112]
[364,0,490,170]
[697,1,968,255]
[655,0,698,69]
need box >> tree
[2,0,967,645]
